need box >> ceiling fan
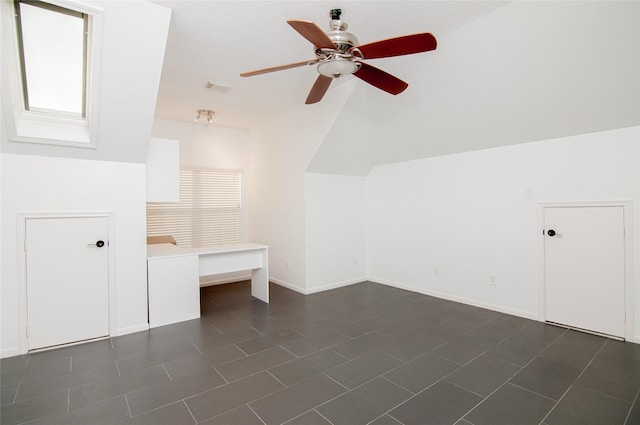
[240,9,437,104]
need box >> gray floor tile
[282,329,350,357]
[1,383,18,406]
[433,334,495,365]
[514,322,566,346]
[509,357,581,400]
[284,410,332,424]
[389,380,482,425]
[114,401,196,425]
[544,385,631,425]
[330,332,395,359]
[185,371,284,422]
[485,335,546,366]
[16,362,119,401]
[198,405,263,425]
[465,383,555,425]
[126,368,226,416]
[69,364,170,409]
[162,344,245,380]
[369,414,403,424]
[446,354,521,397]
[384,352,459,393]
[2,281,637,425]
[235,329,305,355]
[1,357,71,387]
[192,328,262,353]
[575,361,640,402]
[381,333,447,362]
[26,394,130,425]
[216,346,295,382]
[117,342,200,375]
[317,377,412,425]
[269,348,347,386]
[540,329,607,369]
[325,350,402,389]
[250,374,346,425]
[626,393,640,425]
[0,389,68,425]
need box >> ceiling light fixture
[317,57,360,78]
[205,80,233,90]
[195,109,215,124]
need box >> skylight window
[15,0,87,117]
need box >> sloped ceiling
[308,1,640,175]
[152,1,509,129]
[153,1,639,175]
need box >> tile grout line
[623,388,640,425]
[537,337,610,425]
[182,399,199,424]
[246,403,268,425]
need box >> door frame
[537,201,634,341]
[16,211,116,354]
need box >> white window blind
[147,169,242,248]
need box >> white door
[544,206,625,338]
[26,217,110,350]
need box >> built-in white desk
[147,243,269,328]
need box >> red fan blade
[357,33,437,59]
[353,62,408,95]
[287,20,335,49]
[240,59,318,77]
[305,75,333,104]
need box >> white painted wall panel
[1,154,148,356]
[366,127,639,339]
[305,172,367,292]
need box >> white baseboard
[270,277,365,295]
[269,277,306,294]
[368,277,538,321]
[117,323,149,336]
[305,278,364,295]
[1,346,20,359]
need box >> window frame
[1,0,103,148]
[14,0,88,118]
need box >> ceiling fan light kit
[195,109,215,124]
[240,8,437,104]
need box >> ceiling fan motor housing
[326,19,358,54]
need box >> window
[1,0,102,147]
[146,169,243,248]
[14,0,87,117]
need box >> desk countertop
[147,243,268,259]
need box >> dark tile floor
[2,281,639,425]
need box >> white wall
[0,0,171,357]
[1,154,148,357]
[247,81,356,292]
[305,172,367,293]
[151,119,249,170]
[1,0,171,164]
[366,126,640,340]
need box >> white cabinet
[147,252,200,328]
[146,138,179,202]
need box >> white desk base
[147,243,269,328]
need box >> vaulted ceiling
[152,1,640,175]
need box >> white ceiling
[151,1,510,129]
[152,1,640,174]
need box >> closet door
[26,216,110,350]
[544,206,625,338]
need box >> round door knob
[96,240,105,248]
[547,229,556,237]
